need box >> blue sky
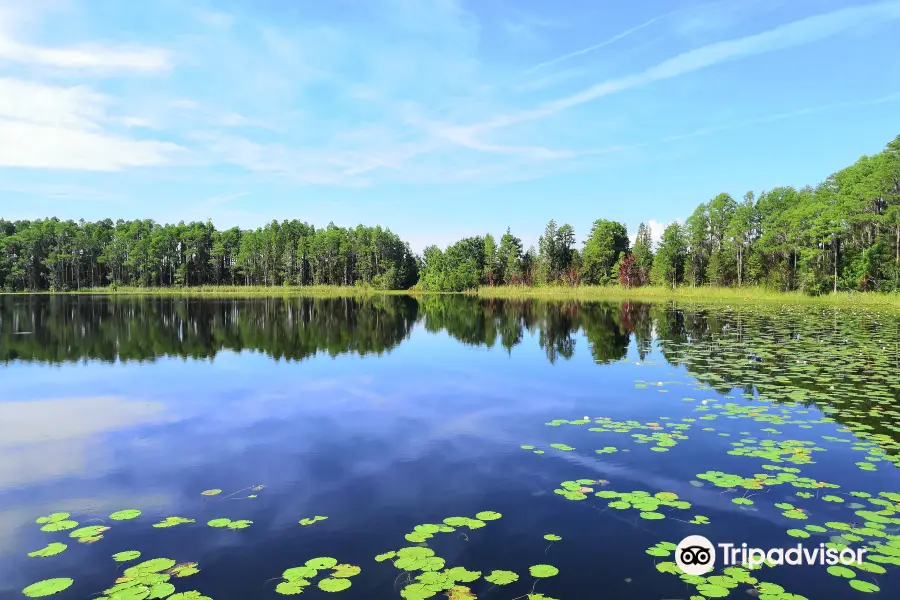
[1,0,899,251]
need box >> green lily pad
[148,583,176,599]
[27,543,67,558]
[207,518,231,528]
[848,580,880,593]
[275,581,307,595]
[200,489,221,496]
[40,520,79,533]
[529,564,558,578]
[826,565,855,578]
[318,578,351,592]
[113,551,142,562]
[110,509,142,521]
[475,511,501,521]
[283,566,317,580]
[306,557,338,570]
[22,578,74,597]
[332,564,361,578]
[485,570,518,585]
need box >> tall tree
[581,219,629,284]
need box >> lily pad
[27,543,67,558]
[200,489,221,496]
[529,564,558,578]
[475,511,501,521]
[848,580,880,593]
[113,551,142,562]
[306,557,338,570]
[485,570,518,585]
[110,510,142,521]
[318,578,351,592]
[22,578,74,597]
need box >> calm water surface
[1,296,899,600]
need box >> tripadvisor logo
[675,535,868,575]
[676,535,716,575]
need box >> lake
[1,295,898,600]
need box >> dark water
[1,295,899,600]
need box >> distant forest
[1,134,898,295]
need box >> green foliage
[27,543,67,558]
[0,219,418,291]
[581,219,629,285]
[22,578,73,597]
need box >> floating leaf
[206,518,231,528]
[152,517,194,529]
[306,557,338,570]
[169,592,211,600]
[40,520,79,533]
[22,578,73,597]
[848,580,880,593]
[475,511,501,521]
[543,534,562,541]
[275,581,307,595]
[148,583,175,599]
[283,566,317,581]
[110,510,142,521]
[826,565,855,578]
[70,525,108,539]
[332,564,361,578]
[485,570,518,585]
[113,551,141,562]
[529,564,558,578]
[200,489,221,496]
[35,513,70,525]
[27,543,67,558]
[318,578,351,592]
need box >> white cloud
[455,1,900,135]
[629,219,681,247]
[0,77,185,170]
[0,33,172,74]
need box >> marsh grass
[472,285,900,309]
[4,284,900,309]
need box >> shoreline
[2,285,899,309]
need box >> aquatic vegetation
[110,510,142,521]
[27,543,67,558]
[484,570,518,585]
[22,578,73,597]
[113,551,142,562]
[528,565,558,578]
[206,518,252,530]
[299,516,328,526]
[274,558,359,595]
[38,515,79,533]
[200,490,221,496]
[70,525,110,541]
[153,517,195,528]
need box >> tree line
[0,220,419,292]
[419,134,900,294]
[2,134,898,295]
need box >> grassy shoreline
[3,284,899,309]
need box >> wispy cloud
[454,1,900,135]
[0,34,173,73]
[0,77,185,170]
[0,0,897,206]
